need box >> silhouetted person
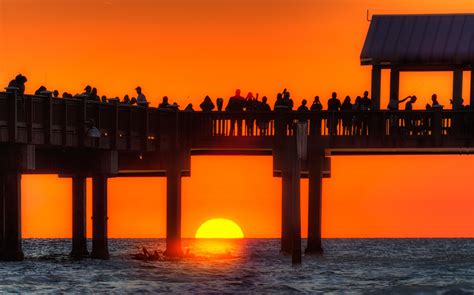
[352,96,363,135]
[388,95,411,110]
[200,95,215,111]
[130,97,137,105]
[226,89,245,136]
[256,96,271,136]
[327,92,341,111]
[361,91,371,110]
[136,87,148,106]
[429,94,443,110]
[341,96,353,135]
[80,85,92,98]
[184,103,194,112]
[405,96,417,111]
[274,93,285,109]
[244,92,259,135]
[123,95,131,104]
[63,92,73,99]
[282,91,294,110]
[216,98,224,111]
[101,95,108,103]
[158,96,170,109]
[90,87,99,101]
[34,86,48,95]
[327,92,341,135]
[297,99,309,111]
[53,90,59,98]
[310,96,323,111]
[7,74,27,95]
[404,96,417,135]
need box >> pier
[1,13,474,263]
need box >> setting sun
[195,219,244,239]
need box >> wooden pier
[0,91,473,261]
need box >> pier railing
[1,92,474,150]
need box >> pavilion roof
[361,14,474,68]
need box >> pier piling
[2,172,24,261]
[165,167,183,257]
[91,175,109,259]
[306,155,324,255]
[71,176,89,258]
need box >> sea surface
[0,239,473,293]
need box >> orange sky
[2,0,474,238]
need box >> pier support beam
[71,176,89,258]
[2,173,23,261]
[165,168,183,257]
[91,175,109,259]
[453,69,463,110]
[306,156,323,255]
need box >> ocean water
[0,239,473,293]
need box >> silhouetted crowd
[7,73,470,111]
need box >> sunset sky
[2,0,474,238]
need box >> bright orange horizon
[3,0,474,238]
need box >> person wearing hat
[135,86,148,106]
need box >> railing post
[62,99,68,145]
[45,95,52,145]
[111,102,119,150]
[7,92,17,142]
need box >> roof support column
[371,66,381,110]
[390,68,400,108]
[470,69,474,108]
[453,69,463,110]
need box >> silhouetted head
[84,85,92,93]
[301,99,307,106]
[246,92,254,100]
[314,96,320,103]
[162,96,169,103]
[91,87,97,96]
[432,94,438,102]
[277,93,283,100]
[410,96,417,103]
[16,74,27,83]
[284,91,290,100]
[135,86,142,94]
[262,96,268,103]
[344,96,350,103]
[363,91,369,98]
[332,92,337,99]
[235,89,241,96]
[37,86,47,93]
[355,96,362,103]
[53,90,59,98]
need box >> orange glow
[195,219,244,239]
[6,0,474,239]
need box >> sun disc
[195,218,244,239]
